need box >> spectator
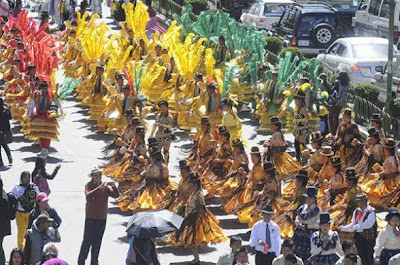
[319,73,331,93]
[12,0,22,18]
[125,235,135,265]
[24,215,61,265]
[328,71,350,135]
[133,238,160,265]
[335,240,362,265]
[217,236,242,265]
[38,243,68,265]
[0,97,13,166]
[272,240,303,265]
[344,254,358,265]
[340,193,377,265]
[374,208,400,265]
[235,247,249,265]
[249,205,281,265]
[9,248,24,265]
[11,171,40,249]
[0,0,9,21]
[32,156,61,195]
[28,192,62,229]
[285,253,300,265]
[0,176,12,264]
[77,169,119,265]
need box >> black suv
[273,4,344,56]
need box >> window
[336,44,347,56]
[297,14,336,33]
[281,9,299,29]
[379,0,390,18]
[264,4,285,15]
[328,43,340,54]
[357,0,368,10]
[248,3,257,14]
[253,2,262,15]
[368,0,381,15]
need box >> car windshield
[264,4,286,14]
[298,14,336,33]
[351,44,388,58]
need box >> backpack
[7,192,18,220]
[21,184,37,212]
[33,169,51,195]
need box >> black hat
[311,131,323,142]
[27,64,36,70]
[188,171,200,182]
[179,160,188,169]
[355,193,368,201]
[368,128,379,137]
[294,90,306,99]
[270,116,281,125]
[195,72,203,79]
[158,100,168,107]
[250,146,261,154]
[115,73,125,80]
[386,208,400,222]
[303,186,318,198]
[384,138,396,149]
[149,145,162,156]
[263,161,275,172]
[321,146,334,157]
[125,109,134,116]
[259,204,274,215]
[39,81,48,88]
[232,138,243,147]
[41,11,49,18]
[147,137,160,146]
[132,116,141,124]
[221,98,233,107]
[345,167,357,179]
[122,85,131,91]
[218,125,229,135]
[343,107,352,117]
[330,156,342,166]
[96,64,105,70]
[135,126,145,135]
[371,113,382,122]
[317,212,332,224]
[201,116,210,125]
[297,169,309,179]
[206,82,216,90]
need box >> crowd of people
[0,0,399,265]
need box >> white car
[240,0,293,30]
[317,37,398,86]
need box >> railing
[352,94,400,140]
[154,0,184,19]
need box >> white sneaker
[38,148,49,158]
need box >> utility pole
[386,0,395,115]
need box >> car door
[322,43,340,72]
[331,42,349,71]
[242,3,257,25]
[249,2,263,25]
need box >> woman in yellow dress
[221,98,242,142]
[188,116,215,171]
[308,131,325,184]
[334,108,363,168]
[313,146,335,189]
[201,125,232,196]
[220,138,249,198]
[225,146,265,214]
[174,172,227,265]
[326,156,347,208]
[263,116,302,179]
[168,160,193,216]
[234,161,287,227]
[362,138,400,207]
[370,113,385,143]
[293,90,311,164]
[356,128,384,178]
[117,145,177,212]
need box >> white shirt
[335,255,362,265]
[374,226,400,257]
[249,220,281,255]
[216,251,235,265]
[310,231,343,257]
[340,205,376,233]
[11,184,40,212]
[272,254,304,265]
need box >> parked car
[373,59,400,99]
[353,0,400,45]
[273,3,344,56]
[240,0,293,30]
[208,0,256,20]
[317,37,399,88]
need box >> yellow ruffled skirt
[118,179,178,212]
[173,209,227,246]
[270,152,302,179]
[361,174,399,207]
[22,116,59,141]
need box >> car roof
[286,3,336,13]
[338,37,389,45]
[254,0,294,3]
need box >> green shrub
[265,36,283,55]
[279,47,304,60]
[353,83,380,105]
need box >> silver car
[317,37,398,90]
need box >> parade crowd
[0,0,400,265]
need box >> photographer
[77,169,119,265]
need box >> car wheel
[311,24,336,48]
